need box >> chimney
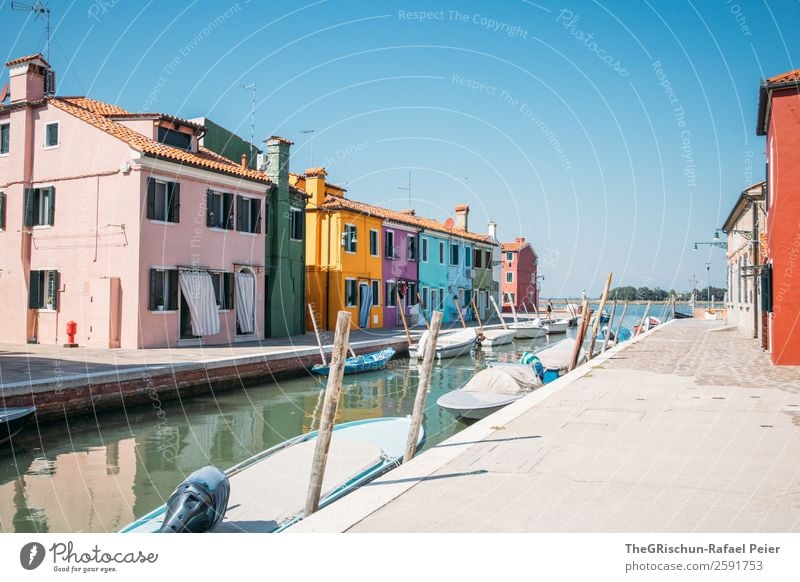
[304,167,328,207]
[6,54,52,104]
[241,154,247,170]
[455,204,469,231]
[516,237,525,244]
[264,135,293,191]
[487,221,497,240]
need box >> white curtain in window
[178,271,220,336]
[235,271,256,334]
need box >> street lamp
[705,262,711,309]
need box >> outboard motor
[158,466,230,533]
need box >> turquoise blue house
[418,230,449,323]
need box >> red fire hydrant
[64,320,78,348]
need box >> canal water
[0,303,668,532]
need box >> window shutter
[52,271,60,310]
[760,264,772,313]
[225,193,234,230]
[28,270,43,309]
[146,178,156,219]
[225,272,234,309]
[23,188,35,227]
[254,200,262,234]
[236,195,245,231]
[0,192,5,230]
[168,182,180,223]
[149,268,158,310]
[168,269,179,310]
[206,190,214,227]
[47,187,55,225]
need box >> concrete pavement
[291,320,800,533]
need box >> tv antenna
[241,83,256,166]
[301,129,315,167]
[12,1,51,62]
[398,171,411,206]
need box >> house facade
[501,237,538,312]
[444,205,473,323]
[0,54,301,349]
[722,182,766,340]
[381,219,419,329]
[756,68,800,364]
[471,241,494,320]
[418,230,449,324]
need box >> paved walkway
[291,320,800,533]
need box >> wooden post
[614,301,629,342]
[506,292,520,324]
[600,300,618,354]
[455,299,467,329]
[569,299,591,372]
[404,311,442,463]
[471,295,484,334]
[587,272,613,359]
[308,303,327,366]
[416,292,430,330]
[397,289,412,348]
[304,310,351,517]
[489,295,508,329]
[636,301,652,336]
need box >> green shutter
[47,187,55,226]
[23,188,35,227]
[254,200,262,234]
[225,272,234,309]
[206,190,214,227]
[168,182,180,223]
[146,178,156,219]
[28,270,43,308]
[149,268,158,310]
[0,192,5,230]
[168,269,179,310]
[225,193,234,230]
[236,195,245,231]
[51,271,60,310]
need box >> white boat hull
[480,329,516,347]
[409,330,476,360]
[510,324,546,339]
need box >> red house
[501,237,538,312]
[757,68,800,365]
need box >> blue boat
[120,417,424,533]
[599,325,632,343]
[311,347,396,375]
[0,406,36,446]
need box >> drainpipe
[752,200,759,340]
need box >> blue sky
[2,0,798,296]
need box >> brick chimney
[516,236,525,244]
[455,204,469,231]
[264,135,292,191]
[304,167,328,207]
[6,54,52,104]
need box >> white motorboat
[408,329,477,360]
[543,319,569,334]
[479,328,517,347]
[437,365,542,420]
[509,319,547,339]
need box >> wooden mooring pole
[471,295,484,335]
[416,292,430,330]
[489,295,508,330]
[614,300,630,342]
[308,303,327,366]
[397,289,413,348]
[587,272,613,359]
[404,311,442,463]
[636,301,652,336]
[600,300,618,354]
[304,310,351,517]
[569,299,591,371]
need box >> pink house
[0,54,285,348]
[501,237,538,312]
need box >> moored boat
[542,319,569,334]
[311,348,396,375]
[479,328,517,347]
[509,319,547,339]
[0,406,36,445]
[533,338,586,383]
[409,329,476,360]
[437,366,541,420]
[120,417,424,533]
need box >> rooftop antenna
[398,171,411,206]
[241,83,256,166]
[12,1,51,62]
[301,129,315,167]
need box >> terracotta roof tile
[304,167,327,176]
[5,54,50,68]
[767,69,800,84]
[320,195,495,244]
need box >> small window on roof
[157,126,192,151]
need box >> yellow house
[290,168,383,330]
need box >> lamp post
[705,262,711,309]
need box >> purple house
[381,220,420,329]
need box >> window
[385,230,395,259]
[371,279,380,306]
[439,241,445,264]
[386,281,397,307]
[407,282,418,305]
[29,270,59,310]
[465,247,471,267]
[439,287,445,309]
[149,268,179,311]
[506,252,513,262]
[23,187,55,227]
[421,286,429,309]
[474,249,483,269]
[157,126,192,150]
[236,195,261,233]
[206,190,233,229]
[421,237,429,262]
[484,250,491,267]
[506,272,513,283]
[345,279,357,307]
[0,192,6,230]
[146,178,180,223]
[369,229,379,256]
[290,207,304,241]
[407,236,417,261]
[211,272,234,310]
[450,243,459,266]
[344,224,357,253]
[0,123,9,154]
[44,122,59,148]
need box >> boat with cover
[508,318,547,339]
[0,407,36,445]
[437,366,542,420]
[532,338,586,382]
[408,329,476,360]
[120,417,424,533]
[479,328,517,347]
[311,348,396,375]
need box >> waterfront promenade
[292,320,800,532]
